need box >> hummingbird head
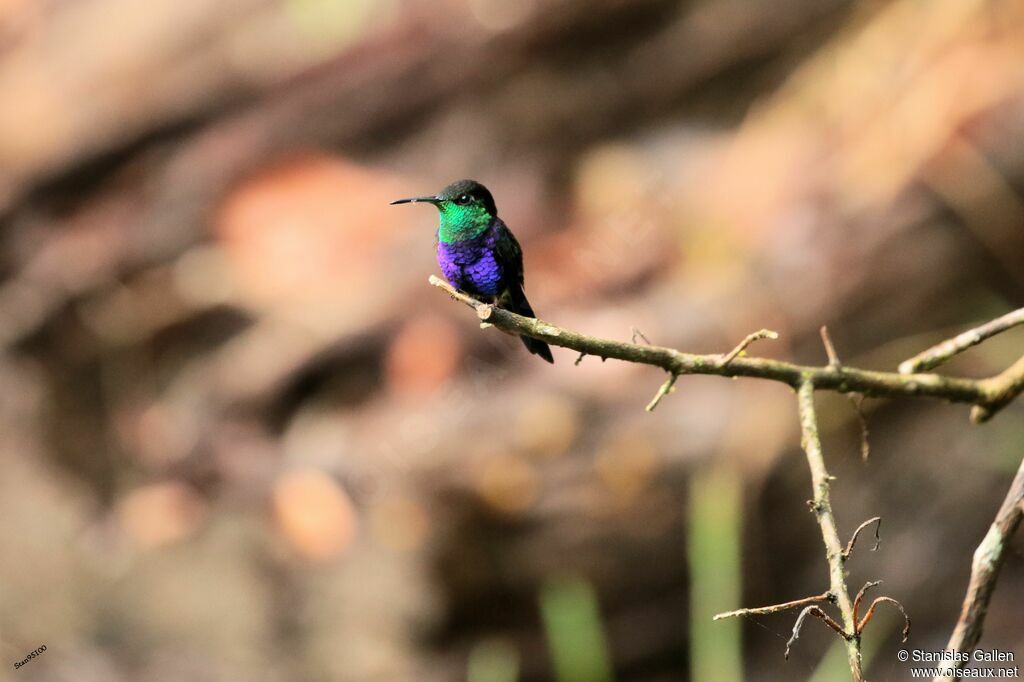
[391,179,497,242]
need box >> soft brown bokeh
[0,0,1022,680]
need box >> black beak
[390,195,440,205]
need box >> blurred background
[0,0,1022,680]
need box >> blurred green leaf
[689,464,743,682]
[540,576,614,682]
[468,638,520,682]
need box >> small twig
[820,326,841,367]
[843,517,882,561]
[718,328,779,367]
[899,307,1024,374]
[645,372,678,412]
[857,596,911,642]
[575,351,587,366]
[852,580,882,625]
[631,327,652,345]
[934,455,1024,680]
[786,606,849,660]
[713,592,833,621]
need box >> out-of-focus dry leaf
[271,468,357,561]
[215,155,410,327]
[385,314,462,398]
[117,481,207,549]
[512,395,578,459]
[594,431,660,507]
[475,451,538,515]
[368,493,430,552]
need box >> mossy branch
[430,276,1021,421]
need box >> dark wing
[491,220,554,363]
[492,219,525,289]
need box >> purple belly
[437,242,503,297]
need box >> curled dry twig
[843,517,882,561]
[858,596,911,642]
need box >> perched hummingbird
[391,179,554,363]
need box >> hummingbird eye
[455,193,472,205]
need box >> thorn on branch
[785,606,849,660]
[645,372,679,412]
[575,351,587,366]
[719,328,779,367]
[843,517,882,561]
[712,592,832,621]
[857,596,911,641]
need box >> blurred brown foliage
[0,0,1023,680]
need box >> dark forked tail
[508,285,554,363]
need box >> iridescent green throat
[437,202,492,243]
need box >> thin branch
[645,372,678,412]
[933,455,1024,680]
[719,328,779,367]
[785,606,849,660]
[796,381,863,680]
[843,517,882,561]
[899,308,1024,374]
[857,596,911,641]
[713,592,833,621]
[429,276,1015,418]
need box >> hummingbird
[391,179,554,363]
